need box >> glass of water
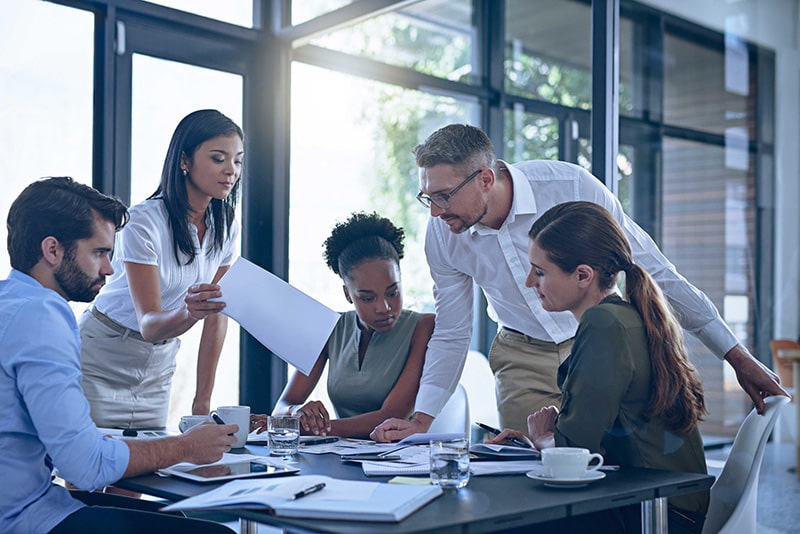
[267,415,300,456]
[429,438,470,489]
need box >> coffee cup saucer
[525,469,606,488]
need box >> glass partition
[662,136,753,434]
[0,1,93,304]
[504,0,592,108]
[307,0,477,84]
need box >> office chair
[702,395,790,534]
[428,383,470,436]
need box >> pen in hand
[210,411,235,437]
[475,422,532,448]
[292,482,326,500]
[210,411,226,425]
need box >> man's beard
[54,248,104,302]
[443,204,488,234]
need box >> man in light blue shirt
[0,177,238,533]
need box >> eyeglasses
[416,168,482,210]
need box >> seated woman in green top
[251,212,434,439]
[490,201,708,534]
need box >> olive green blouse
[554,295,709,515]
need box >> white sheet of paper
[216,257,339,375]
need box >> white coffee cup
[214,405,251,448]
[541,447,604,479]
[178,415,209,433]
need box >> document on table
[161,474,443,522]
[360,445,543,477]
[215,257,340,375]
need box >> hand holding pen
[476,422,533,448]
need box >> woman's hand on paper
[485,428,533,448]
[294,401,331,436]
[370,412,432,443]
[184,283,226,321]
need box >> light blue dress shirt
[0,270,130,533]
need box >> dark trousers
[49,490,235,534]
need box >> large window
[287,0,774,438]
[306,0,477,84]
[287,62,479,408]
[2,0,779,439]
[0,1,93,314]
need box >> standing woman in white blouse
[79,109,243,430]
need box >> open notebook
[161,474,442,522]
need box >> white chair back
[702,395,789,534]
[460,350,499,429]
[428,383,470,436]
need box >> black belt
[90,307,170,345]
[502,327,527,336]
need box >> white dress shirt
[416,159,738,417]
[93,198,239,330]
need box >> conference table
[116,444,713,534]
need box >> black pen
[302,437,339,446]
[210,411,226,425]
[210,412,236,438]
[475,422,532,448]
[292,482,326,500]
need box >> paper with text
[216,257,339,375]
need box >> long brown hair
[529,201,706,434]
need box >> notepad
[469,443,541,460]
[161,475,443,522]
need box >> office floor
[222,440,800,534]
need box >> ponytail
[625,264,706,433]
[529,201,706,434]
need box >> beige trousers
[489,329,573,434]
[79,310,180,429]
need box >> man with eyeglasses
[371,123,787,441]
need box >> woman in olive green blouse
[491,201,708,534]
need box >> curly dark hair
[323,212,405,279]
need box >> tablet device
[159,459,299,483]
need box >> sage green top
[326,309,421,418]
[555,295,709,515]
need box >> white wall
[642,0,800,339]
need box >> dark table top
[117,444,713,534]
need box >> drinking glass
[429,438,470,489]
[267,415,301,455]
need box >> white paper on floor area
[215,257,339,375]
